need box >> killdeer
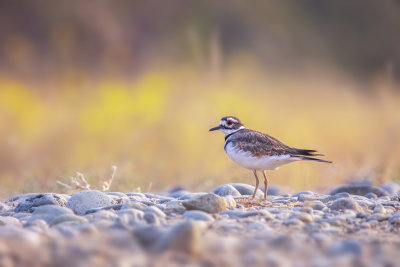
[210,116,332,200]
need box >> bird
[209,116,332,200]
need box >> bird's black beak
[209,125,221,131]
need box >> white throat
[222,126,245,137]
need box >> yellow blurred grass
[0,65,399,198]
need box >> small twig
[102,165,117,191]
[56,180,74,190]
[146,182,153,193]
[57,171,91,191]
[58,165,118,192]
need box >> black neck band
[225,129,243,141]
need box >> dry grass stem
[102,165,118,191]
[57,172,91,190]
[57,165,118,192]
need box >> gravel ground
[1,182,400,266]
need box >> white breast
[225,142,300,171]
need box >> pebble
[212,184,241,197]
[12,193,68,213]
[220,210,273,220]
[121,201,148,211]
[389,211,400,224]
[144,212,160,224]
[144,206,166,218]
[29,205,73,223]
[182,193,227,213]
[183,210,214,222]
[229,183,264,198]
[0,203,10,213]
[290,212,313,223]
[67,190,114,215]
[329,197,363,212]
[0,216,21,226]
[329,184,388,197]
[327,239,362,256]
[283,218,304,226]
[380,183,400,195]
[133,225,165,249]
[50,214,88,226]
[223,196,237,209]
[164,200,186,215]
[154,220,202,255]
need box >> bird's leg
[262,170,269,201]
[251,170,260,200]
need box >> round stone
[182,193,227,214]
[67,190,114,215]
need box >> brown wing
[227,129,330,162]
[228,129,294,157]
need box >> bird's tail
[291,148,332,163]
[300,156,332,163]
[292,148,324,157]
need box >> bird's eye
[227,120,233,126]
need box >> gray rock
[212,184,241,197]
[373,203,386,214]
[117,208,145,220]
[106,193,130,205]
[50,214,88,226]
[182,193,227,213]
[389,211,400,224]
[30,205,73,223]
[12,193,68,213]
[292,191,314,197]
[0,203,10,213]
[327,239,362,256]
[116,209,145,227]
[121,201,148,211]
[143,193,174,202]
[0,216,21,226]
[293,191,321,202]
[220,210,273,219]
[245,222,269,231]
[178,192,207,200]
[322,192,350,203]
[310,200,326,210]
[329,198,363,212]
[381,183,400,195]
[84,204,124,214]
[283,218,304,226]
[168,190,191,199]
[133,225,165,249]
[86,210,117,221]
[329,184,388,197]
[229,183,264,198]
[154,220,202,255]
[144,206,166,218]
[364,192,378,199]
[144,212,160,224]
[0,225,41,244]
[183,210,214,222]
[67,190,114,215]
[262,185,292,196]
[125,193,148,201]
[370,213,390,222]
[290,212,313,223]
[164,200,186,215]
[223,196,237,209]
[24,219,49,231]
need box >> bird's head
[209,116,245,136]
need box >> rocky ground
[1,182,400,267]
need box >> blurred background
[1,0,400,198]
